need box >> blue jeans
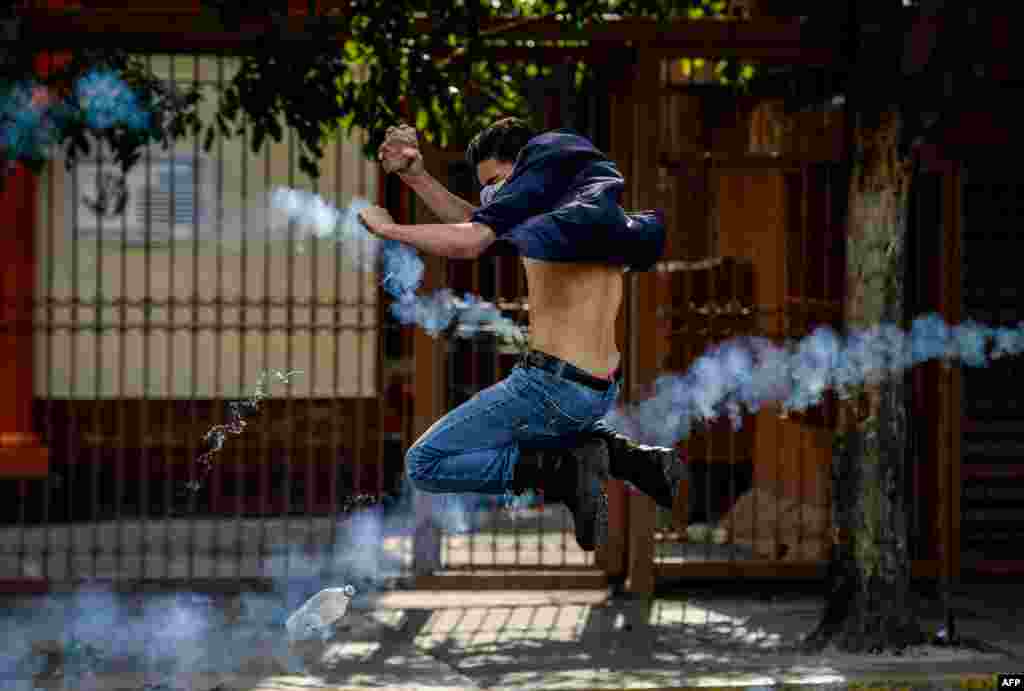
[405,355,623,494]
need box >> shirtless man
[358,118,685,551]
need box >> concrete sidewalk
[5,586,1022,690]
[292,587,1020,691]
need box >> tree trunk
[805,110,925,653]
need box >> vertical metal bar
[682,266,694,566]
[284,125,296,586]
[376,159,390,569]
[443,250,455,569]
[164,54,178,581]
[307,137,319,569]
[235,80,249,579]
[355,128,368,514]
[499,253,519,567]
[116,106,129,582]
[401,285,414,574]
[472,226,484,570]
[328,132,342,576]
[524,262,544,566]
[68,128,79,581]
[701,125,714,567]
[140,52,154,580]
[359,132,376,503]
[259,130,271,577]
[91,143,103,581]
[212,53,227,555]
[42,149,56,582]
[188,54,201,581]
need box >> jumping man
[358,118,686,551]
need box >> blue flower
[74,68,151,132]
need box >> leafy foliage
[2,0,754,184]
[1,47,204,179]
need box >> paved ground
[1,584,1021,691]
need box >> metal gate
[1,51,607,591]
[618,56,945,587]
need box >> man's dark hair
[465,117,537,169]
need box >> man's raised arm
[379,124,477,224]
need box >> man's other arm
[400,170,479,224]
[380,220,496,260]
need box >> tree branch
[434,12,563,70]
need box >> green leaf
[687,7,704,19]
[526,63,538,78]
[203,126,216,152]
[416,107,429,130]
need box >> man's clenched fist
[378,124,425,176]
[357,204,395,237]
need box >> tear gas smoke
[605,313,1024,448]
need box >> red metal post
[0,161,49,477]
[0,45,75,478]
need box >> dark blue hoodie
[469,129,666,272]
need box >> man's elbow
[463,223,495,260]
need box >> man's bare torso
[522,257,622,378]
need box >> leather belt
[518,349,622,392]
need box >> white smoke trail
[604,313,1024,448]
[270,186,527,349]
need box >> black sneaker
[590,427,686,510]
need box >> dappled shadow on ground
[0,588,832,690]
[402,596,829,689]
[2,587,1014,690]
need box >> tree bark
[805,109,925,653]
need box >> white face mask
[479,177,506,206]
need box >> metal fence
[1,51,608,589]
[4,46,989,590]
[0,52,419,587]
